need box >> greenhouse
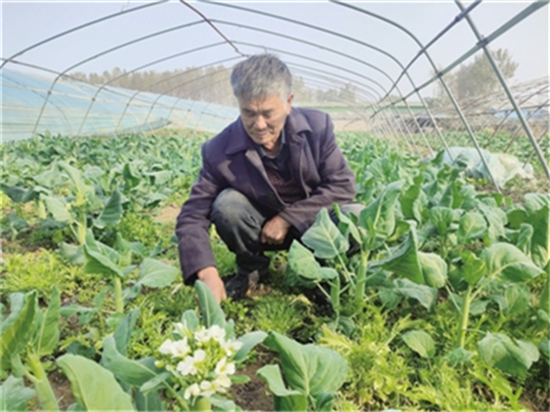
[1,1,549,411]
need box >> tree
[447,48,518,101]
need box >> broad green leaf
[540,340,550,362]
[57,354,134,411]
[274,394,308,412]
[287,241,337,285]
[209,395,242,412]
[137,259,179,288]
[525,198,550,270]
[515,223,534,255]
[257,364,302,397]
[123,162,141,188]
[360,180,403,239]
[262,331,348,396]
[58,243,84,265]
[481,243,543,283]
[504,284,531,316]
[1,292,37,371]
[334,204,362,246]
[312,392,335,412]
[139,371,171,395]
[101,336,159,386]
[195,280,226,328]
[179,310,200,333]
[234,331,267,363]
[429,206,455,236]
[540,269,549,313]
[507,207,527,230]
[83,244,124,278]
[147,171,172,186]
[35,286,60,356]
[0,375,35,412]
[0,184,38,203]
[477,333,540,377]
[41,195,71,223]
[302,208,349,259]
[445,347,474,366]
[33,169,63,188]
[458,211,487,243]
[418,252,447,288]
[95,189,122,228]
[524,193,549,213]
[58,161,90,205]
[459,250,487,286]
[371,222,423,285]
[134,390,164,412]
[392,279,437,311]
[477,199,507,244]
[439,180,464,209]
[114,308,140,356]
[402,330,435,358]
[400,184,426,224]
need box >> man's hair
[230,54,292,102]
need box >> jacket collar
[225,107,311,155]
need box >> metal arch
[197,1,431,94]
[215,20,432,148]
[390,1,549,105]
[231,41,385,102]
[332,0,482,103]
[208,19,392,95]
[31,20,207,135]
[0,0,169,70]
[115,56,242,132]
[454,0,550,180]
[76,41,228,136]
[205,12,436,151]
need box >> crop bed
[1,130,549,411]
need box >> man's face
[238,94,294,152]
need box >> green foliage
[252,293,305,337]
[0,250,80,297]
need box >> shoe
[224,273,250,300]
[224,268,267,300]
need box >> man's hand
[261,215,291,245]
[197,266,226,303]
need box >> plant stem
[113,277,123,313]
[78,211,87,245]
[458,285,473,348]
[331,275,341,317]
[354,249,369,310]
[27,352,60,411]
[190,396,212,412]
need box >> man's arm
[176,143,226,286]
[197,266,226,303]
[279,113,356,234]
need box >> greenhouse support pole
[439,76,502,192]
[455,0,550,180]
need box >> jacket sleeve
[278,114,356,234]
[175,143,225,285]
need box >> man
[176,54,358,302]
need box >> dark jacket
[176,107,356,284]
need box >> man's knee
[211,189,262,229]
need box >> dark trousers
[211,188,364,276]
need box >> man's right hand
[197,266,227,303]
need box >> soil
[39,352,275,412]
[155,203,182,225]
[230,350,275,412]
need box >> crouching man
[176,53,361,302]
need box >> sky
[1,0,548,102]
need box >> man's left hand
[261,215,291,245]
